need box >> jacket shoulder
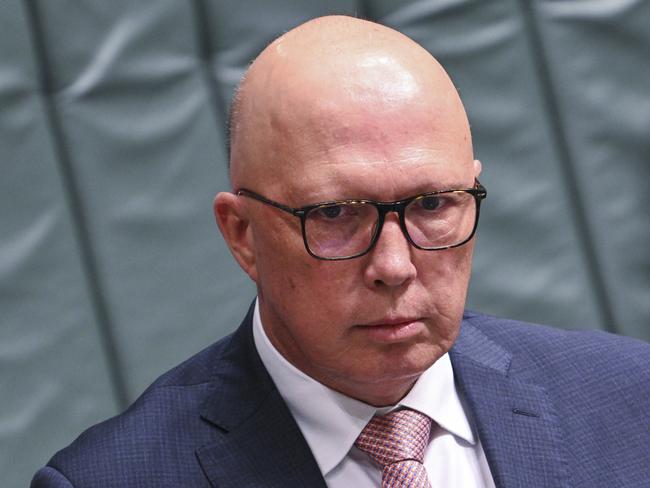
[462,310,650,372]
[41,332,238,488]
[460,311,650,414]
[458,312,650,484]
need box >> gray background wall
[1,1,648,486]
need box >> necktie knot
[355,408,432,466]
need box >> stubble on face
[228,16,478,406]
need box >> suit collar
[450,314,571,488]
[196,304,327,487]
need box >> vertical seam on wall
[189,0,229,165]
[516,0,618,334]
[22,0,130,409]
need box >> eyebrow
[405,180,475,195]
[296,180,477,206]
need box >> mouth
[354,317,425,343]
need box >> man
[33,16,649,488]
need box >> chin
[362,344,444,385]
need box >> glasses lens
[405,192,476,249]
[304,202,378,258]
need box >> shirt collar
[252,299,476,476]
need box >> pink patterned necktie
[355,408,433,488]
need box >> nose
[363,213,417,288]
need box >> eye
[316,205,343,219]
[420,196,442,211]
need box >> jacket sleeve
[30,466,74,488]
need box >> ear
[473,159,482,178]
[213,192,258,282]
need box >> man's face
[242,82,479,405]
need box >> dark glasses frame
[236,179,487,260]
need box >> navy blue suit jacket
[32,308,650,487]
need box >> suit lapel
[450,320,571,488]
[196,307,326,487]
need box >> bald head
[228,16,472,190]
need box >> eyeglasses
[236,180,487,260]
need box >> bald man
[33,16,650,488]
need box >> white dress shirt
[252,300,496,487]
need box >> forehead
[285,158,471,206]
[273,108,474,203]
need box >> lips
[355,317,425,342]
[361,317,421,327]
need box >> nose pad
[373,213,411,253]
[364,212,417,288]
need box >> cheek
[285,261,360,311]
[252,219,353,307]
[417,246,474,302]
[422,241,473,276]
[251,216,303,279]
[268,261,362,336]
